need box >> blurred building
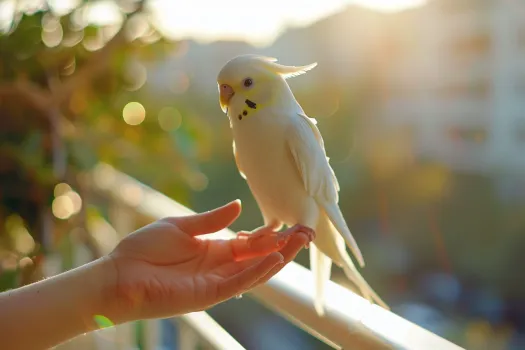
[376,0,525,175]
[147,0,525,176]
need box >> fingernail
[278,254,284,263]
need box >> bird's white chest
[233,114,288,179]
[231,112,310,224]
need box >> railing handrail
[89,163,465,350]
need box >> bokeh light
[51,185,83,220]
[41,14,63,47]
[122,101,146,125]
[125,13,150,41]
[47,0,82,16]
[66,191,83,213]
[5,214,35,255]
[186,171,209,192]
[13,226,35,255]
[54,182,72,197]
[52,195,75,220]
[82,30,105,51]
[158,107,182,131]
[125,60,148,91]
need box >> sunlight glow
[352,0,426,12]
[149,0,349,46]
[1,0,426,44]
[149,0,426,45]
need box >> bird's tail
[336,234,389,310]
[311,215,389,316]
[310,243,332,316]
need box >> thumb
[168,200,242,236]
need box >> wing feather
[288,113,339,202]
[287,113,364,267]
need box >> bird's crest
[246,55,317,79]
[258,57,317,79]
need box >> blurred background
[1,0,525,349]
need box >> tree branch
[0,80,51,114]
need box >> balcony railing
[50,163,464,350]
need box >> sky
[2,0,426,46]
[149,0,426,46]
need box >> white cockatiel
[217,54,388,315]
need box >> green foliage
[0,1,197,290]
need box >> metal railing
[53,163,465,350]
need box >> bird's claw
[236,227,291,249]
[232,224,315,261]
[287,224,316,249]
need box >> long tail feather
[322,203,365,268]
[310,244,332,316]
[335,235,389,310]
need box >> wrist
[88,255,127,327]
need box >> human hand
[106,200,312,323]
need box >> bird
[217,54,388,315]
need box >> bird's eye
[243,78,253,87]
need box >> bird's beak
[219,84,234,113]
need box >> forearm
[0,256,118,350]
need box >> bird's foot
[286,224,316,249]
[232,224,315,261]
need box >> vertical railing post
[143,319,160,350]
[176,319,200,350]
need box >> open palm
[108,200,311,322]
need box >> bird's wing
[232,141,246,179]
[288,113,339,203]
[287,113,364,267]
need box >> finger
[280,232,309,263]
[212,256,266,277]
[164,200,242,237]
[216,252,283,301]
[250,233,309,287]
[229,231,288,262]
